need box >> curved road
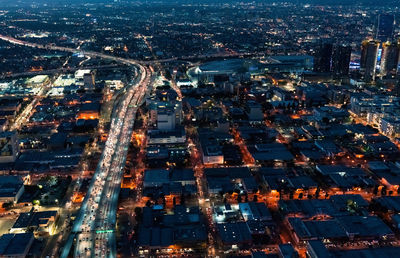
[0,34,152,257]
[62,64,151,258]
[0,33,263,258]
[0,34,265,66]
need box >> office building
[0,131,19,163]
[306,240,330,258]
[157,108,176,131]
[83,72,95,90]
[0,175,24,204]
[361,40,380,82]
[377,14,395,42]
[380,41,400,77]
[332,45,352,78]
[0,233,34,258]
[10,210,58,235]
[313,43,333,73]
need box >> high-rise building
[83,72,95,90]
[395,80,400,96]
[157,108,176,131]
[361,40,380,82]
[313,43,333,73]
[331,45,352,78]
[380,41,400,77]
[376,14,395,42]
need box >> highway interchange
[0,34,152,257]
[0,34,265,67]
[0,33,250,258]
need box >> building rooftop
[288,217,347,239]
[337,215,393,238]
[143,169,170,185]
[306,240,330,258]
[0,233,34,257]
[373,196,400,212]
[249,143,294,162]
[0,175,24,200]
[239,202,272,221]
[280,199,345,218]
[217,222,252,245]
[278,244,298,258]
[170,169,195,183]
[329,194,369,211]
[12,210,58,229]
[332,247,400,258]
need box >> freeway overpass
[60,64,151,258]
[0,33,262,258]
[0,34,155,258]
[0,34,265,67]
[0,64,121,79]
[0,34,154,257]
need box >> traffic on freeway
[0,32,153,258]
[0,34,263,66]
[59,64,151,258]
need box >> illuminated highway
[0,34,153,257]
[0,34,265,66]
[0,33,257,258]
[0,64,120,79]
[0,33,154,258]
[58,64,150,258]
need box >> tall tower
[395,79,400,96]
[83,72,95,90]
[360,40,380,82]
[376,14,395,42]
[332,45,352,78]
[380,41,400,77]
[313,43,333,73]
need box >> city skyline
[0,1,399,257]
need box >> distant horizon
[1,0,400,7]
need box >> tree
[180,193,186,205]
[315,187,320,198]
[381,186,387,196]
[253,195,258,202]
[145,200,152,207]
[279,188,283,200]
[46,176,57,187]
[218,191,225,198]
[134,207,143,222]
[322,117,330,124]
[165,69,172,80]
[134,207,142,214]
[373,185,379,196]
[2,202,12,209]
